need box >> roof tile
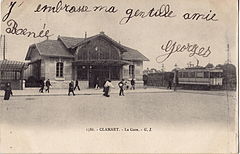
[35,40,74,58]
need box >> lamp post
[174,63,178,91]
[161,64,165,86]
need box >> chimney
[85,32,87,39]
[100,31,104,35]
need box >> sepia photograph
[0,0,238,153]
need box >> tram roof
[179,67,223,72]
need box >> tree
[216,63,236,90]
[205,63,214,68]
[216,64,223,68]
[216,63,236,76]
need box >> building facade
[25,32,149,88]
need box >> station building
[25,32,149,88]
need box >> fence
[146,72,174,87]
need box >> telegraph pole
[226,43,231,64]
[3,35,6,60]
[0,35,2,59]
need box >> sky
[0,0,238,71]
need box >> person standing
[4,82,13,100]
[45,79,51,93]
[173,70,179,91]
[74,80,80,91]
[124,80,129,90]
[39,79,44,93]
[103,79,107,94]
[118,79,125,96]
[95,77,100,90]
[143,75,148,89]
[167,80,172,89]
[103,80,114,97]
[68,80,75,96]
[130,78,135,90]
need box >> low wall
[0,80,22,90]
[48,80,89,89]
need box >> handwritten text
[156,40,211,63]
[119,4,175,24]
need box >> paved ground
[0,89,238,153]
[0,87,236,97]
[0,87,171,96]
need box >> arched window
[56,62,64,77]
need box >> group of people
[103,78,136,97]
[39,79,52,93]
[68,80,81,96]
[3,78,136,100]
[2,75,178,100]
[39,79,81,96]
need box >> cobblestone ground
[0,91,237,153]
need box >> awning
[0,60,28,71]
[72,60,133,66]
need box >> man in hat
[68,80,75,96]
[118,79,125,96]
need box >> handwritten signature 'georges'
[156,40,211,63]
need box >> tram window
[210,72,222,78]
[210,72,215,78]
[183,72,188,78]
[204,72,209,78]
[178,72,182,78]
[189,72,195,78]
[219,72,223,77]
[196,72,204,78]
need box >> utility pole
[174,63,178,69]
[226,43,231,64]
[3,35,6,60]
[225,43,231,90]
[161,63,165,72]
[0,35,2,59]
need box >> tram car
[176,67,223,89]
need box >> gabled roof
[25,40,74,60]
[58,36,85,48]
[59,33,149,61]
[72,33,127,51]
[122,46,149,61]
[26,33,149,61]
